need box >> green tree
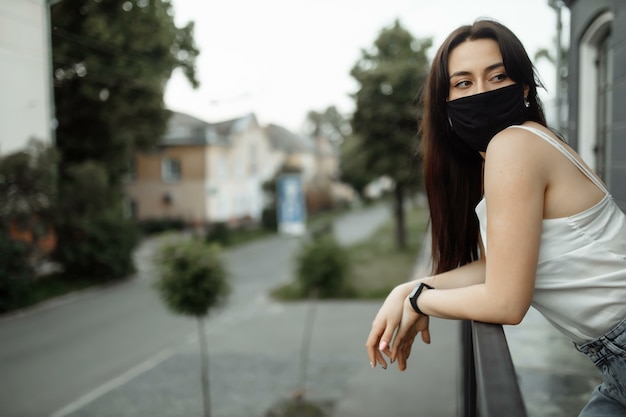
[51,0,199,182]
[0,140,57,311]
[350,20,431,249]
[50,0,199,279]
[155,239,230,417]
[338,133,376,197]
[305,106,373,203]
[304,106,351,146]
[52,161,139,280]
[0,140,58,263]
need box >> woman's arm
[366,256,487,369]
[417,128,545,324]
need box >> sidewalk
[55,298,459,417]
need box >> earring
[524,96,530,108]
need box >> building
[264,123,317,181]
[0,0,53,155]
[124,112,277,227]
[125,110,351,229]
[564,0,626,209]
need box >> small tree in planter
[287,233,350,415]
[155,239,230,417]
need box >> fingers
[378,339,392,360]
[396,335,416,371]
[390,317,411,360]
[379,319,399,356]
[366,324,392,369]
[391,315,431,365]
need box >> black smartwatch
[408,282,433,315]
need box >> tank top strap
[508,125,610,195]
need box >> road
[0,203,392,417]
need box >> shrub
[0,236,34,313]
[53,211,140,281]
[296,235,350,298]
[139,218,186,235]
[155,239,230,317]
[261,206,278,231]
[205,222,231,246]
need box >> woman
[365,19,626,416]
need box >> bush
[296,235,350,298]
[261,206,278,231]
[53,211,140,281]
[205,222,231,246]
[139,218,186,235]
[155,239,230,317]
[0,237,34,313]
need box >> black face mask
[446,83,528,152]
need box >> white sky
[164,0,569,133]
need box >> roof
[162,112,258,146]
[264,123,315,154]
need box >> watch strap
[409,282,434,315]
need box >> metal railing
[460,320,528,417]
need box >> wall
[125,145,207,224]
[567,0,626,208]
[0,0,52,155]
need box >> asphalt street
[0,203,403,417]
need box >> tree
[350,20,431,249]
[304,107,375,199]
[304,106,351,146]
[50,0,199,279]
[52,161,140,280]
[0,140,58,264]
[0,140,57,311]
[51,0,199,182]
[155,239,230,417]
[338,133,376,197]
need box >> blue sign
[277,174,306,235]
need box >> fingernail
[382,366,387,370]
[379,341,387,351]
[370,362,374,368]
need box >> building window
[234,156,244,179]
[249,143,257,175]
[578,12,613,186]
[595,32,613,182]
[162,157,181,182]
[217,156,228,179]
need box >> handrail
[460,320,527,417]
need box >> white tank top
[475,125,626,343]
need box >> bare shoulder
[484,124,552,183]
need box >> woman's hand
[365,282,430,370]
[390,298,431,371]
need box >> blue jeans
[576,316,626,416]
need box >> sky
[164,0,569,133]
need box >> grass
[271,203,430,301]
[214,226,276,246]
[346,205,429,298]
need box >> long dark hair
[420,19,547,275]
